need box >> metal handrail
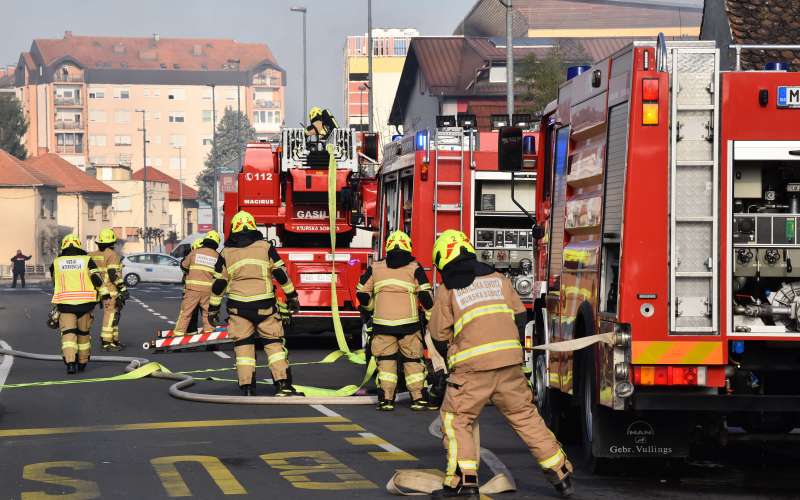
[731,44,800,71]
[656,32,668,72]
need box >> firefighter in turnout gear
[88,228,128,351]
[305,106,338,140]
[357,231,435,411]
[174,230,224,335]
[213,210,302,397]
[428,230,573,499]
[51,234,108,374]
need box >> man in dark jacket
[10,250,31,288]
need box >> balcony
[55,120,84,130]
[56,144,84,154]
[55,96,82,107]
[254,100,280,109]
[53,74,83,83]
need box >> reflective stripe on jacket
[429,272,526,372]
[182,247,221,292]
[357,261,423,328]
[220,240,277,303]
[52,255,99,305]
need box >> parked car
[122,253,183,287]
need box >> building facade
[14,32,286,188]
[344,29,417,143]
[132,167,198,239]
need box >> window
[168,88,186,100]
[114,196,131,212]
[114,88,130,99]
[162,198,168,214]
[155,255,178,266]
[202,136,213,146]
[254,110,281,124]
[87,202,96,221]
[89,110,106,123]
[102,205,110,221]
[40,199,46,218]
[49,198,55,219]
[88,89,105,99]
[169,112,185,123]
[169,134,186,147]
[115,110,130,124]
[114,135,132,146]
[489,65,507,83]
[89,135,107,147]
[146,111,160,121]
[202,110,212,122]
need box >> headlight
[515,277,532,296]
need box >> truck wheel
[579,346,599,467]
[534,350,560,435]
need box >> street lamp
[359,83,369,131]
[290,6,308,120]
[174,145,184,239]
[135,109,148,251]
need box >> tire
[125,273,140,287]
[579,347,596,465]
[534,351,560,434]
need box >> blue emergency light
[415,130,428,151]
[523,135,536,155]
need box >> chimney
[64,30,73,38]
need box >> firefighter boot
[102,341,121,352]
[240,384,256,396]
[66,362,78,375]
[410,389,440,411]
[543,460,574,498]
[78,363,87,372]
[274,379,303,397]
[376,389,395,411]
[430,476,480,499]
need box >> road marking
[261,451,377,491]
[346,432,417,461]
[325,424,365,432]
[0,416,348,438]
[22,461,100,499]
[310,404,342,418]
[213,351,231,359]
[0,340,15,395]
[151,455,247,497]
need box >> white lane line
[213,351,231,359]
[310,404,343,418]
[0,340,15,394]
[167,321,176,325]
[358,432,404,453]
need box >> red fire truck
[378,120,539,302]
[222,128,379,336]
[527,37,800,463]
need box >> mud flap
[592,407,693,458]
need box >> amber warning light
[642,78,659,126]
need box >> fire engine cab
[527,36,800,463]
[379,118,538,303]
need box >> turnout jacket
[88,248,124,296]
[429,271,526,372]
[181,244,224,294]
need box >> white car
[122,253,183,287]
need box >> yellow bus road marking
[262,451,378,490]
[346,432,418,462]
[0,416,348,439]
[325,424,365,432]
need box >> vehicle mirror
[498,126,523,172]
[532,223,546,240]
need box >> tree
[196,109,256,205]
[0,94,28,159]
[517,41,592,114]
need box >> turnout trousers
[174,289,212,335]
[100,297,120,344]
[228,306,289,386]
[439,364,567,488]
[60,311,93,364]
[371,331,426,401]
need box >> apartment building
[14,32,286,189]
[344,28,417,142]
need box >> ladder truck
[222,128,379,337]
[525,36,800,464]
[378,119,539,304]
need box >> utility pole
[209,84,218,231]
[135,109,148,251]
[504,0,514,119]
[290,6,308,119]
[174,145,184,238]
[367,0,374,132]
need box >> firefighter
[88,228,128,351]
[356,230,435,411]
[428,230,573,499]
[212,210,302,397]
[174,231,224,336]
[51,234,108,374]
[305,106,338,140]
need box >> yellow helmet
[61,233,82,250]
[308,106,323,121]
[97,228,117,244]
[191,238,204,250]
[385,230,412,253]
[230,210,257,233]
[432,229,475,270]
[204,230,221,246]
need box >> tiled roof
[25,153,116,194]
[0,149,60,187]
[724,0,800,70]
[28,34,280,72]
[131,167,197,201]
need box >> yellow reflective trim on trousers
[228,291,275,302]
[373,317,419,326]
[404,372,426,386]
[236,357,256,367]
[268,352,287,366]
[377,371,398,383]
[281,282,295,294]
[458,460,478,471]
[209,295,222,306]
[442,411,458,483]
[448,339,522,368]
[453,304,515,337]
[77,343,91,351]
[418,283,432,291]
[61,341,78,349]
[539,449,565,470]
[374,279,416,292]
[185,279,213,287]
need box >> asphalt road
[0,283,798,499]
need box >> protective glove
[427,370,448,407]
[360,308,373,337]
[208,306,221,327]
[287,295,300,314]
[47,306,60,330]
[118,287,129,302]
[276,300,292,327]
